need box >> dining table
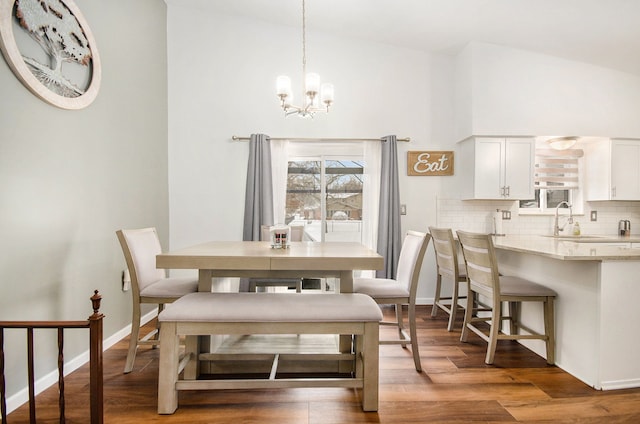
[156,240,384,293]
[156,240,384,374]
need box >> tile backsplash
[436,198,640,236]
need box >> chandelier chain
[302,0,306,79]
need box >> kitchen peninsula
[492,235,640,390]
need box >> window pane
[285,159,364,242]
[286,160,321,224]
[325,160,363,220]
[546,189,570,209]
[325,160,363,242]
[519,190,540,209]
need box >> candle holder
[270,225,291,249]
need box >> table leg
[339,270,355,372]
[339,270,353,293]
[183,335,200,380]
[197,269,212,373]
[198,269,212,292]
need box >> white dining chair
[116,227,198,373]
[353,230,430,372]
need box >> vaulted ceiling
[179,0,640,75]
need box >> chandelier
[276,0,334,118]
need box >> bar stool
[456,230,556,365]
[429,227,467,331]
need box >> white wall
[0,0,168,404]
[166,3,457,300]
[456,41,640,139]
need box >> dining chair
[455,230,556,365]
[353,230,430,372]
[428,227,468,331]
[116,227,198,373]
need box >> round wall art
[0,0,101,109]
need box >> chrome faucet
[553,201,573,236]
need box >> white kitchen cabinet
[458,137,535,200]
[585,139,640,201]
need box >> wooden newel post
[89,290,104,424]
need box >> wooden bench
[157,292,382,413]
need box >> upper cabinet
[585,139,640,201]
[458,137,535,200]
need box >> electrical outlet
[400,204,407,215]
[501,210,511,220]
[122,269,131,292]
[590,210,598,221]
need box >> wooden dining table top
[156,240,384,272]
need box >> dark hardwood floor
[8,305,640,423]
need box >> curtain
[242,133,274,241]
[270,139,290,225]
[376,135,402,279]
[534,147,583,189]
[357,140,381,278]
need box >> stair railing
[0,290,104,424]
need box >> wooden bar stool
[429,227,468,331]
[456,230,556,365]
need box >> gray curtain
[376,135,402,279]
[240,134,274,291]
[242,133,274,241]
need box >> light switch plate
[502,210,511,220]
[590,211,598,221]
[400,204,407,215]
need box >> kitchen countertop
[492,234,640,261]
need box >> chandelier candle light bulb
[320,83,334,103]
[276,75,292,98]
[305,72,320,95]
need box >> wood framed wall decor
[407,151,454,176]
[0,0,101,109]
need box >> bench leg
[361,322,379,412]
[158,322,179,414]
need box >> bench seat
[157,292,382,414]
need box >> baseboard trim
[5,309,158,415]
[600,378,640,391]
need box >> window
[286,158,364,242]
[519,146,584,213]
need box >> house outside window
[286,158,364,242]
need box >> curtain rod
[232,135,410,142]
